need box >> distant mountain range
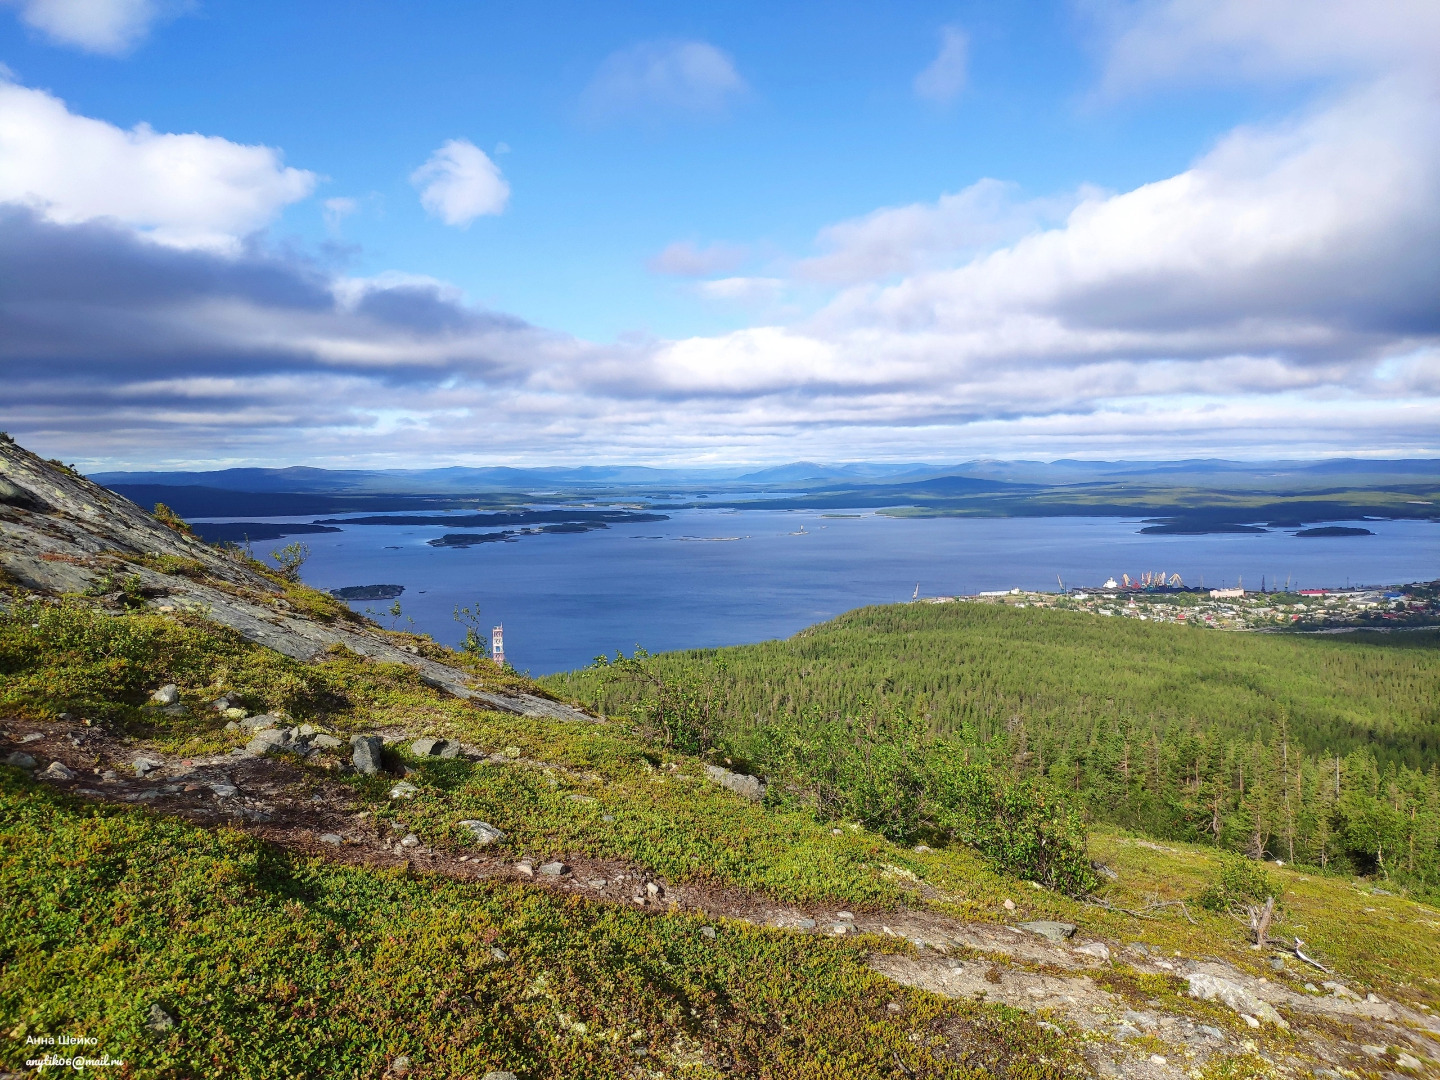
[89,457,1440,498]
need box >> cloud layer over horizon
[0,1,1437,469]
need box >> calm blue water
[213,509,1439,674]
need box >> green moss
[0,772,1085,1079]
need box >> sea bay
[193,509,1440,675]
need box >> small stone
[245,730,289,756]
[837,911,854,920]
[646,881,664,898]
[1114,1023,1140,1039]
[386,1056,411,1077]
[490,946,508,961]
[1304,982,1320,993]
[1270,956,1286,971]
[458,820,506,845]
[539,861,569,876]
[5,751,37,770]
[389,781,418,799]
[38,760,75,781]
[399,834,420,848]
[1019,921,1077,944]
[412,737,460,758]
[588,878,607,888]
[224,721,239,732]
[832,923,850,935]
[239,715,276,732]
[515,862,534,877]
[19,732,44,743]
[145,1002,175,1031]
[1397,1053,1423,1069]
[1197,1024,1224,1040]
[1366,992,1381,1003]
[832,828,844,836]
[1149,1055,1167,1066]
[311,733,342,749]
[208,782,238,797]
[1359,1044,1385,1058]
[700,926,717,940]
[150,684,179,706]
[1074,941,1110,962]
[1239,1013,1260,1029]
[797,918,817,929]
[704,764,766,801]
[601,814,616,823]
[319,833,343,845]
[132,756,162,777]
[483,1072,519,1080]
[1003,899,1015,911]
[352,735,385,775]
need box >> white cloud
[410,139,509,227]
[2,0,179,54]
[913,25,968,105]
[797,179,1092,284]
[321,196,359,231]
[0,78,315,249]
[1092,0,1440,96]
[581,40,747,123]
[695,276,785,305]
[648,239,748,277]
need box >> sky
[0,0,1437,470]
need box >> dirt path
[8,717,1440,1079]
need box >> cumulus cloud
[1,0,180,54]
[0,78,315,250]
[410,139,509,227]
[580,40,747,123]
[1,4,1437,465]
[913,26,968,104]
[648,239,748,277]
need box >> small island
[329,584,405,600]
[1296,526,1374,537]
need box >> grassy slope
[542,602,1440,767]
[7,593,1440,1075]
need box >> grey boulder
[150,684,179,706]
[133,756,163,777]
[4,751,37,770]
[311,733,343,749]
[351,735,385,775]
[458,820,506,845]
[39,761,76,781]
[704,764,766,802]
[411,737,461,759]
[239,715,277,732]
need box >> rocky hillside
[0,435,579,719]
[3,436,1440,1079]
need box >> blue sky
[0,0,1436,468]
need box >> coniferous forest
[544,602,1440,895]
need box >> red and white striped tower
[491,625,505,667]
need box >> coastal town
[942,577,1440,633]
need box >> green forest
[543,603,1440,895]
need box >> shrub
[151,502,194,536]
[1197,851,1280,912]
